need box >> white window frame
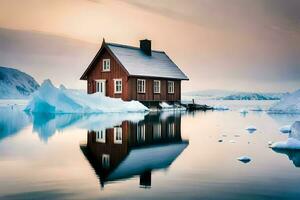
[168,123,175,137]
[153,123,161,139]
[102,154,110,168]
[137,123,145,143]
[114,126,122,144]
[153,80,161,94]
[102,59,110,72]
[114,79,122,94]
[137,79,146,93]
[96,129,106,143]
[168,81,175,94]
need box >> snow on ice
[271,121,300,149]
[268,89,300,114]
[25,79,148,114]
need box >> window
[96,129,106,143]
[114,79,122,94]
[168,81,175,94]
[168,123,175,138]
[153,123,161,139]
[102,59,110,71]
[137,124,145,143]
[153,80,161,93]
[102,154,110,168]
[114,126,122,144]
[137,79,146,93]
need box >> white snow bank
[268,89,300,114]
[213,105,229,110]
[25,79,148,114]
[159,102,186,111]
[237,156,251,163]
[280,125,291,133]
[271,121,300,149]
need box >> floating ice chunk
[25,79,148,114]
[229,139,236,143]
[250,107,263,112]
[218,139,223,142]
[280,125,291,133]
[271,121,300,149]
[245,126,257,133]
[213,105,229,111]
[268,89,300,114]
[159,102,186,111]
[268,141,273,146]
[237,156,251,163]
[240,109,248,114]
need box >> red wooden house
[80,39,189,103]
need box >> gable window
[168,123,175,138]
[153,80,161,94]
[96,129,106,143]
[114,79,122,94]
[137,123,145,143]
[153,123,161,139]
[102,59,110,71]
[137,79,146,93]
[114,126,122,144]
[168,81,175,94]
[102,154,110,168]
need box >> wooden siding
[86,47,182,101]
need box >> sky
[0,0,299,92]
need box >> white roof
[107,43,189,80]
[107,142,188,181]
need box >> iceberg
[25,79,148,114]
[268,89,300,114]
[271,121,300,149]
[240,109,248,114]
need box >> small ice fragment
[245,126,257,133]
[229,139,236,143]
[222,134,227,137]
[234,134,240,137]
[218,139,223,142]
[213,105,229,111]
[268,141,273,146]
[237,156,251,163]
[280,125,291,133]
[240,109,248,114]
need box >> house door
[96,80,106,95]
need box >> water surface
[0,101,300,200]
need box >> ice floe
[271,121,300,149]
[213,105,229,111]
[237,156,251,163]
[280,125,291,133]
[25,79,148,114]
[245,126,257,133]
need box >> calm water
[1,101,300,200]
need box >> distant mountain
[183,90,287,100]
[0,66,39,99]
[219,92,286,100]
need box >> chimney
[140,39,151,56]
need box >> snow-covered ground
[25,79,148,114]
[268,89,300,114]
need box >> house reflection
[80,113,188,189]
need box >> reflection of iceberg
[80,113,188,188]
[0,107,30,140]
[31,112,146,142]
[272,149,300,167]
